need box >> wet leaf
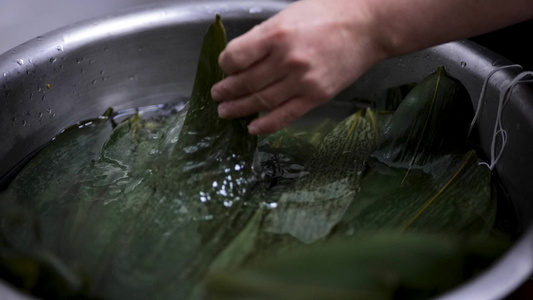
[338,67,495,236]
[205,232,510,300]
[0,15,258,300]
[261,109,391,244]
[165,14,257,206]
[372,67,474,168]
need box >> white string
[468,64,522,137]
[475,67,533,170]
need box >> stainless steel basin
[0,1,532,299]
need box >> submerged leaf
[339,150,495,235]
[205,232,510,300]
[0,15,258,300]
[0,112,114,300]
[262,109,390,244]
[0,114,114,251]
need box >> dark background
[470,19,533,71]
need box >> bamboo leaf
[372,67,474,169]
[353,82,416,111]
[166,14,258,206]
[205,232,510,300]
[338,150,495,235]
[0,15,259,300]
[337,67,495,236]
[262,109,390,244]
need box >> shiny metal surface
[0,0,171,55]
[0,1,531,299]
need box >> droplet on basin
[16,59,24,66]
[249,7,262,14]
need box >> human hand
[211,0,387,135]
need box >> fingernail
[211,86,220,100]
[218,104,229,119]
[248,123,260,135]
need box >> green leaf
[337,67,495,236]
[205,232,510,300]
[339,150,495,235]
[261,109,390,244]
[352,82,417,111]
[166,14,258,205]
[0,115,114,252]
[0,15,259,300]
[372,67,473,169]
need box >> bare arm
[211,0,533,134]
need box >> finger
[247,97,317,135]
[219,25,271,75]
[217,77,298,119]
[211,54,286,102]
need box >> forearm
[355,0,533,58]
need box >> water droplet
[16,59,24,66]
[249,7,262,14]
[223,200,233,207]
[47,108,52,114]
[42,95,46,101]
[2,73,6,77]
[38,112,43,118]
[49,57,57,63]
[56,45,64,51]
[104,47,109,52]
[11,116,17,122]
[100,70,105,75]
[22,120,26,126]
[460,61,467,68]
[91,79,97,84]
[80,68,85,74]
